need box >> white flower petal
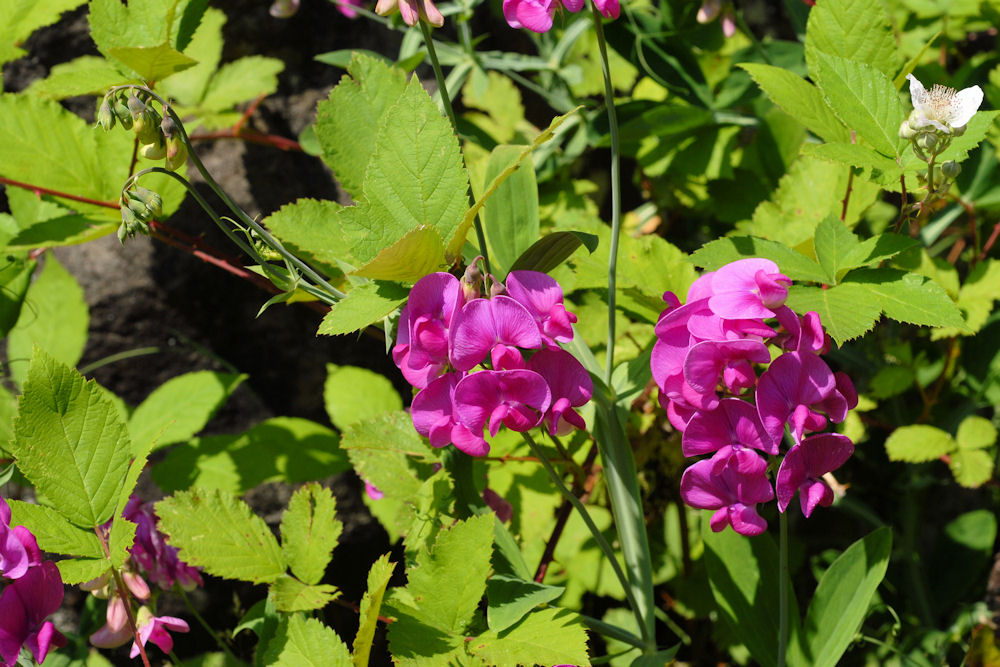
[948,85,984,129]
[907,74,930,114]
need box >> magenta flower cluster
[0,497,65,667]
[503,0,619,34]
[651,259,858,536]
[88,495,196,656]
[394,270,593,457]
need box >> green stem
[578,613,646,649]
[418,21,493,277]
[178,587,239,662]
[78,347,159,375]
[591,5,622,386]
[521,432,646,637]
[778,510,789,667]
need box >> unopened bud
[165,136,187,171]
[160,113,176,139]
[941,161,961,179]
[121,204,139,229]
[489,279,506,298]
[132,186,163,218]
[126,195,150,219]
[899,119,917,140]
[117,223,129,245]
[915,132,939,152]
[136,108,162,145]
[98,98,115,131]
[139,136,167,160]
[114,96,133,130]
[127,94,145,122]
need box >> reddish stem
[188,128,302,152]
[95,525,152,667]
[0,176,118,209]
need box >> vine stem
[521,432,646,637]
[778,510,789,667]
[591,4,622,386]
[417,20,493,278]
[95,527,152,667]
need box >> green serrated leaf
[354,553,395,667]
[0,0,86,66]
[482,145,539,278]
[324,364,402,432]
[469,607,590,666]
[156,487,286,583]
[57,557,111,585]
[508,231,598,275]
[11,349,130,527]
[351,226,447,282]
[486,574,565,633]
[406,513,494,633]
[812,52,904,158]
[153,417,348,495]
[25,55,130,99]
[933,258,1000,338]
[740,63,848,143]
[262,615,352,666]
[199,56,283,112]
[7,500,103,558]
[0,255,35,341]
[128,371,245,454]
[270,575,340,612]
[89,0,194,77]
[385,605,471,667]
[805,0,899,77]
[692,238,828,283]
[316,53,410,199]
[849,268,967,329]
[786,283,882,344]
[949,449,994,488]
[159,7,224,107]
[801,142,903,188]
[796,527,891,667]
[281,483,342,586]
[340,411,440,502]
[106,43,197,82]
[6,254,88,387]
[108,513,137,570]
[842,233,918,270]
[814,215,862,284]
[317,281,409,336]
[263,198,351,272]
[956,416,997,450]
[885,424,955,462]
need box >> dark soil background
[2,2,415,664]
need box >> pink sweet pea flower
[130,607,189,658]
[503,0,558,32]
[124,496,203,591]
[682,398,778,462]
[375,0,443,26]
[449,296,542,371]
[756,351,853,445]
[0,498,38,581]
[592,0,619,18]
[90,595,132,649]
[393,273,465,388]
[335,0,364,18]
[708,258,791,321]
[411,373,490,456]
[364,481,384,500]
[683,339,770,409]
[776,433,854,516]
[527,348,593,436]
[680,457,773,536]
[0,561,66,665]
[506,271,577,346]
[454,369,551,438]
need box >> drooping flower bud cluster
[651,259,858,536]
[0,497,66,667]
[87,495,197,656]
[118,185,163,243]
[393,268,593,457]
[503,0,619,34]
[98,88,187,171]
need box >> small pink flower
[0,561,65,665]
[449,296,542,371]
[776,433,854,516]
[454,370,551,438]
[680,457,773,537]
[364,481,384,501]
[411,373,490,456]
[90,595,131,649]
[375,0,443,26]
[130,607,189,658]
[506,271,577,346]
[527,348,592,436]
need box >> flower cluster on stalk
[651,259,858,536]
[87,495,198,657]
[394,268,593,457]
[503,0,619,34]
[0,497,66,667]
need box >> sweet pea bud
[127,94,145,122]
[139,136,168,160]
[941,160,961,179]
[121,203,140,229]
[160,113,177,139]
[136,108,162,145]
[117,223,129,245]
[98,98,115,131]
[114,95,133,130]
[165,135,187,171]
[489,278,506,298]
[132,186,163,218]
[126,195,150,219]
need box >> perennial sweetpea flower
[411,372,490,456]
[506,271,577,346]
[903,74,983,136]
[707,258,791,321]
[130,607,189,659]
[449,296,542,371]
[682,398,778,465]
[0,561,66,666]
[393,272,465,388]
[776,433,854,517]
[124,496,203,591]
[454,369,552,438]
[680,456,773,536]
[527,348,593,436]
[1,498,37,581]
[375,0,443,26]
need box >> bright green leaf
[814,215,862,284]
[199,56,283,112]
[156,487,286,583]
[486,574,565,633]
[469,607,590,666]
[158,7,224,106]
[25,56,130,99]
[805,0,899,77]
[280,483,342,586]
[317,281,409,337]
[885,424,956,462]
[482,145,540,278]
[956,416,997,450]
[261,615,352,667]
[324,364,402,432]
[508,231,598,275]
[0,255,35,341]
[128,371,246,454]
[57,557,111,585]
[812,52,904,158]
[351,226,447,282]
[692,237,828,283]
[797,527,892,667]
[106,44,197,82]
[11,349,130,527]
[7,500,103,558]
[849,268,967,329]
[801,142,903,188]
[354,553,395,667]
[270,575,340,612]
[740,63,848,143]
[933,257,1000,338]
[0,0,86,66]
[264,198,351,272]
[949,449,994,488]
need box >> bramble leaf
[262,615,352,666]
[280,483,342,586]
[270,575,340,612]
[0,0,85,67]
[469,608,590,666]
[956,416,997,450]
[785,284,881,344]
[156,487,286,584]
[354,554,395,667]
[885,424,955,463]
[486,574,565,633]
[317,281,409,336]
[10,349,130,528]
[324,364,402,432]
[805,0,899,78]
[7,500,102,558]
[740,64,848,143]
[949,449,994,488]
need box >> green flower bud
[132,186,163,218]
[136,108,162,145]
[160,113,177,139]
[121,203,140,228]
[126,195,149,219]
[97,98,115,131]
[899,119,916,140]
[127,94,145,122]
[117,222,130,245]
[915,132,940,152]
[114,97,133,130]
[139,135,167,160]
[941,161,961,179]
[165,136,187,171]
